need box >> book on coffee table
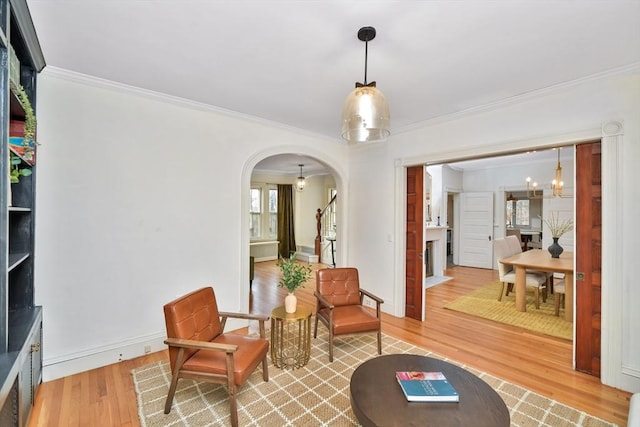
[396,371,459,402]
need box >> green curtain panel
[277,184,296,258]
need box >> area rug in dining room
[444,280,573,340]
[132,331,613,426]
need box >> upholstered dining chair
[494,238,547,308]
[505,235,553,293]
[163,287,269,427]
[506,228,526,251]
[314,267,384,362]
[553,280,566,316]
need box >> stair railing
[315,193,337,263]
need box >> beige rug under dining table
[500,249,574,321]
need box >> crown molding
[394,62,640,135]
[41,66,338,143]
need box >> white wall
[34,69,348,380]
[32,66,640,393]
[347,69,640,392]
[461,158,576,252]
[294,175,326,249]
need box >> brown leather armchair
[314,267,384,362]
[163,287,269,427]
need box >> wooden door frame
[392,121,627,389]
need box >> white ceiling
[27,1,640,174]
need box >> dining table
[500,249,574,321]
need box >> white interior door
[459,192,494,268]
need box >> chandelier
[341,26,390,144]
[526,149,564,198]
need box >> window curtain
[277,184,296,258]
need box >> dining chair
[506,228,526,251]
[505,235,552,295]
[553,280,566,316]
[494,238,547,307]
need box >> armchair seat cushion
[318,304,380,335]
[314,267,383,362]
[183,335,269,385]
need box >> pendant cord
[363,40,369,85]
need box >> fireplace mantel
[425,226,447,277]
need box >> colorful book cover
[396,371,459,402]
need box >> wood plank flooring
[28,261,632,426]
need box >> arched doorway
[240,149,347,312]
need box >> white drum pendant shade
[341,84,390,144]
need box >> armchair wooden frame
[313,268,384,362]
[164,289,269,427]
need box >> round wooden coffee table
[350,354,510,427]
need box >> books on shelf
[396,371,459,402]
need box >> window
[506,199,530,227]
[250,188,262,238]
[269,189,278,238]
[250,184,278,240]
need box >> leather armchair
[163,287,269,427]
[314,267,383,362]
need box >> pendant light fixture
[341,26,390,144]
[296,164,306,192]
[551,149,564,197]
[526,148,564,198]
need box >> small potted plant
[10,81,37,161]
[543,211,574,258]
[10,152,33,184]
[278,252,312,313]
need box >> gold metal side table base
[270,305,312,369]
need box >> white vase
[285,293,297,313]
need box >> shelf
[8,144,34,167]
[7,253,29,272]
[8,207,31,213]
[1,1,45,423]
[9,89,25,120]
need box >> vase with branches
[278,252,312,313]
[543,211,573,258]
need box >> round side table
[270,305,312,369]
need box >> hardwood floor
[29,261,632,426]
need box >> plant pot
[548,237,564,259]
[285,293,297,313]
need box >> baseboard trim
[42,318,248,381]
[42,332,167,381]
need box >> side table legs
[270,309,311,369]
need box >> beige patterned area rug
[444,280,573,340]
[132,330,614,426]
